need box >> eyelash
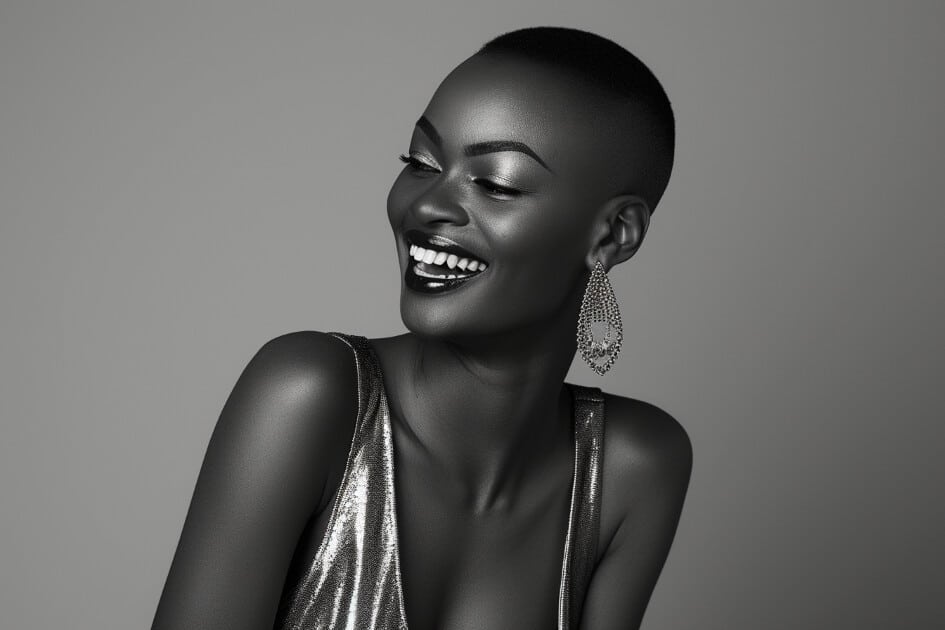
[397,153,521,197]
[398,153,437,173]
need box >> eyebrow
[415,115,553,173]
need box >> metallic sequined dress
[274,332,605,630]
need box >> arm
[580,401,694,630]
[151,331,358,630]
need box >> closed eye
[398,153,439,173]
[473,178,521,197]
[399,153,522,198]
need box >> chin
[399,292,508,342]
[397,255,495,339]
[398,287,556,346]
[399,295,472,340]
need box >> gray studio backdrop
[2,2,943,629]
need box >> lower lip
[404,261,486,294]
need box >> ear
[585,194,651,271]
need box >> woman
[152,26,692,630]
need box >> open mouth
[403,229,489,294]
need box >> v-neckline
[364,339,582,630]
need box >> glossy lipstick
[403,229,489,294]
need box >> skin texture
[152,52,692,630]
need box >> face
[387,53,627,340]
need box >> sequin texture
[274,332,605,629]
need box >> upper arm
[580,399,694,630]
[152,331,358,630]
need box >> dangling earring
[577,260,623,375]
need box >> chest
[392,454,574,630]
[286,447,576,630]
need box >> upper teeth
[409,244,488,272]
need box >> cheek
[489,215,588,306]
[490,204,587,273]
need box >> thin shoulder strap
[323,331,385,449]
[326,331,370,356]
[559,384,606,630]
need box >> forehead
[417,54,624,178]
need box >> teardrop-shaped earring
[577,260,623,375]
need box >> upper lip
[404,229,488,263]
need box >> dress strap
[325,331,375,435]
[326,331,371,356]
[559,383,605,629]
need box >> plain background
[2,1,943,629]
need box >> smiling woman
[152,26,691,630]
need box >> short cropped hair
[477,26,675,214]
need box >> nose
[410,176,470,227]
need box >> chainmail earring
[577,260,623,375]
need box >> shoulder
[597,392,693,547]
[570,393,693,629]
[239,330,359,412]
[219,330,362,502]
[600,393,693,484]
[228,330,359,434]
[151,332,363,628]
[249,330,358,385]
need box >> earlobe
[585,194,651,270]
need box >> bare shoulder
[250,329,358,388]
[151,331,361,629]
[231,330,359,421]
[600,393,693,483]
[232,330,360,477]
[201,330,363,508]
[574,392,693,629]
[208,329,363,517]
[596,392,694,548]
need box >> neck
[395,297,582,512]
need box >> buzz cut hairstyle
[476,26,676,214]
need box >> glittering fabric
[558,384,606,630]
[274,332,605,630]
